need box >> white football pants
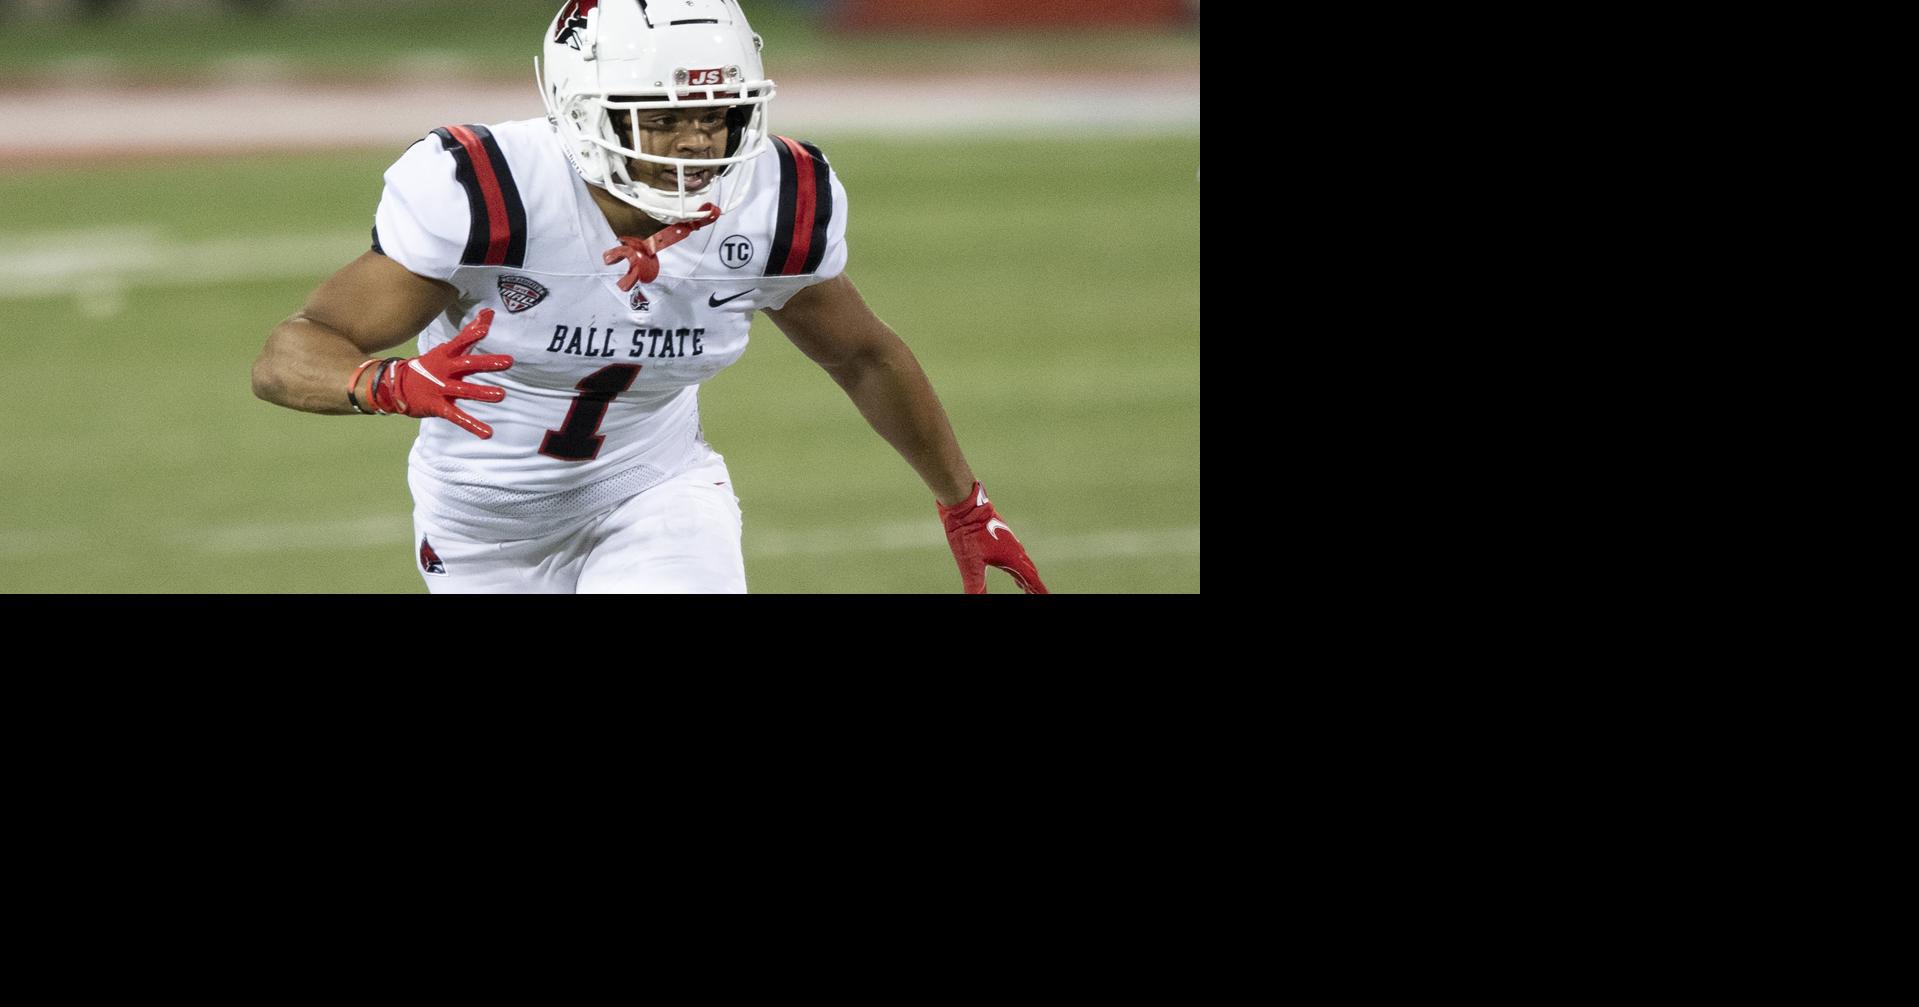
[409,457,747,594]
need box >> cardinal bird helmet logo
[554,0,599,49]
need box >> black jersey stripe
[472,125,529,269]
[432,125,528,269]
[764,136,800,277]
[433,127,491,266]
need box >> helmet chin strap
[602,203,722,291]
[607,157,723,225]
[635,200,710,226]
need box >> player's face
[608,104,732,193]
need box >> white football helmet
[537,0,776,224]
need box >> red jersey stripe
[446,125,513,267]
[776,135,817,276]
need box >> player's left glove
[938,482,1048,595]
[371,308,514,439]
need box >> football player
[250,0,1045,594]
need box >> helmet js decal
[554,0,599,48]
[420,537,447,575]
[499,274,550,313]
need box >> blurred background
[0,0,1199,593]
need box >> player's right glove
[371,308,514,439]
[938,482,1049,595]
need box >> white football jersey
[372,118,848,534]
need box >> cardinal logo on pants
[420,537,447,575]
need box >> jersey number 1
[539,364,641,461]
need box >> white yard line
[748,522,1199,560]
[0,528,95,563]
[0,72,1198,161]
[2,518,1198,563]
[186,516,417,556]
[0,227,372,312]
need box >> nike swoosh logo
[408,359,447,388]
[708,290,754,307]
[986,519,1011,540]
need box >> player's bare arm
[769,273,1046,593]
[765,272,976,506]
[251,251,459,414]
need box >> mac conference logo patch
[499,274,549,313]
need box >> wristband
[346,358,381,415]
[372,358,403,415]
[376,357,410,415]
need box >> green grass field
[0,133,1199,593]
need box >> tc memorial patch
[498,274,549,313]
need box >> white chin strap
[608,169,721,225]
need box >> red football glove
[372,308,514,439]
[937,482,1048,594]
